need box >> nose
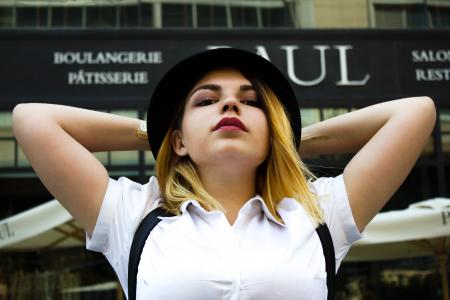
[221,97,240,114]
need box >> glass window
[322,108,349,120]
[162,4,192,28]
[300,108,321,127]
[375,4,405,28]
[440,110,450,154]
[0,141,14,167]
[17,7,48,27]
[51,7,82,27]
[231,6,258,27]
[406,5,428,28]
[110,110,139,166]
[421,136,434,157]
[430,6,450,28]
[197,5,227,28]
[17,147,30,167]
[145,151,155,166]
[111,150,138,165]
[119,5,138,27]
[86,6,116,27]
[93,152,108,165]
[261,7,292,27]
[0,112,12,137]
[141,4,153,27]
[375,4,431,28]
[0,7,14,27]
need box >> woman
[12,48,436,299]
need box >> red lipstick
[213,117,248,132]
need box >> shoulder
[307,174,362,244]
[86,175,163,253]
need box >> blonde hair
[155,77,324,225]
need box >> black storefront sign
[0,29,449,109]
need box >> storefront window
[86,6,116,27]
[322,107,351,120]
[16,6,48,27]
[119,5,138,27]
[117,3,154,27]
[51,7,82,27]
[0,7,13,27]
[109,110,139,166]
[17,147,30,167]
[0,112,14,167]
[93,152,108,165]
[197,4,227,28]
[231,6,258,27]
[429,5,450,27]
[162,4,192,27]
[300,108,321,127]
[0,112,12,138]
[261,7,292,27]
[440,110,450,154]
[0,141,14,167]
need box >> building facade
[0,0,449,299]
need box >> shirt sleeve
[85,175,161,296]
[308,173,363,272]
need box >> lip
[213,117,248,132]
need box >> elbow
[421,96,436,121]
[416,96,437,131]
[12,103,36,137]
[12,103,28,128]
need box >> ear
[172,129,188,156]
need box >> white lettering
[255,45,271,61]
[334,45,370,86]
[54,51,163,65]
[67,70,149,85]
[412,50,421,63]
[415,68,450,81]
[411,49,450,63]
[281,45,329,86]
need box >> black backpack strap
[315,223,336,300]
[128,207,174,300]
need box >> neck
[198,164,257,222]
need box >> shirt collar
[180,196,286,228]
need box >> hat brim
[147,48,301,159]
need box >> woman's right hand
[12,103,149,236]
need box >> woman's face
[172,68,270,171]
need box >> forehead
[192,67,251,87]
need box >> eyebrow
[188,83,256,98]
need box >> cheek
[180,113,210,149]
[251,112,271,156]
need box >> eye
[241,99,262,108]
[197,99,218,106]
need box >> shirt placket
[220,215,243,300]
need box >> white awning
[346,198,450,261]
[0,199,84,250]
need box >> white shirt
[86,174,362,300]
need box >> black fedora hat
[146,47,301,159]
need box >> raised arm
[299,96,436,232]
[12,103,149,235]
